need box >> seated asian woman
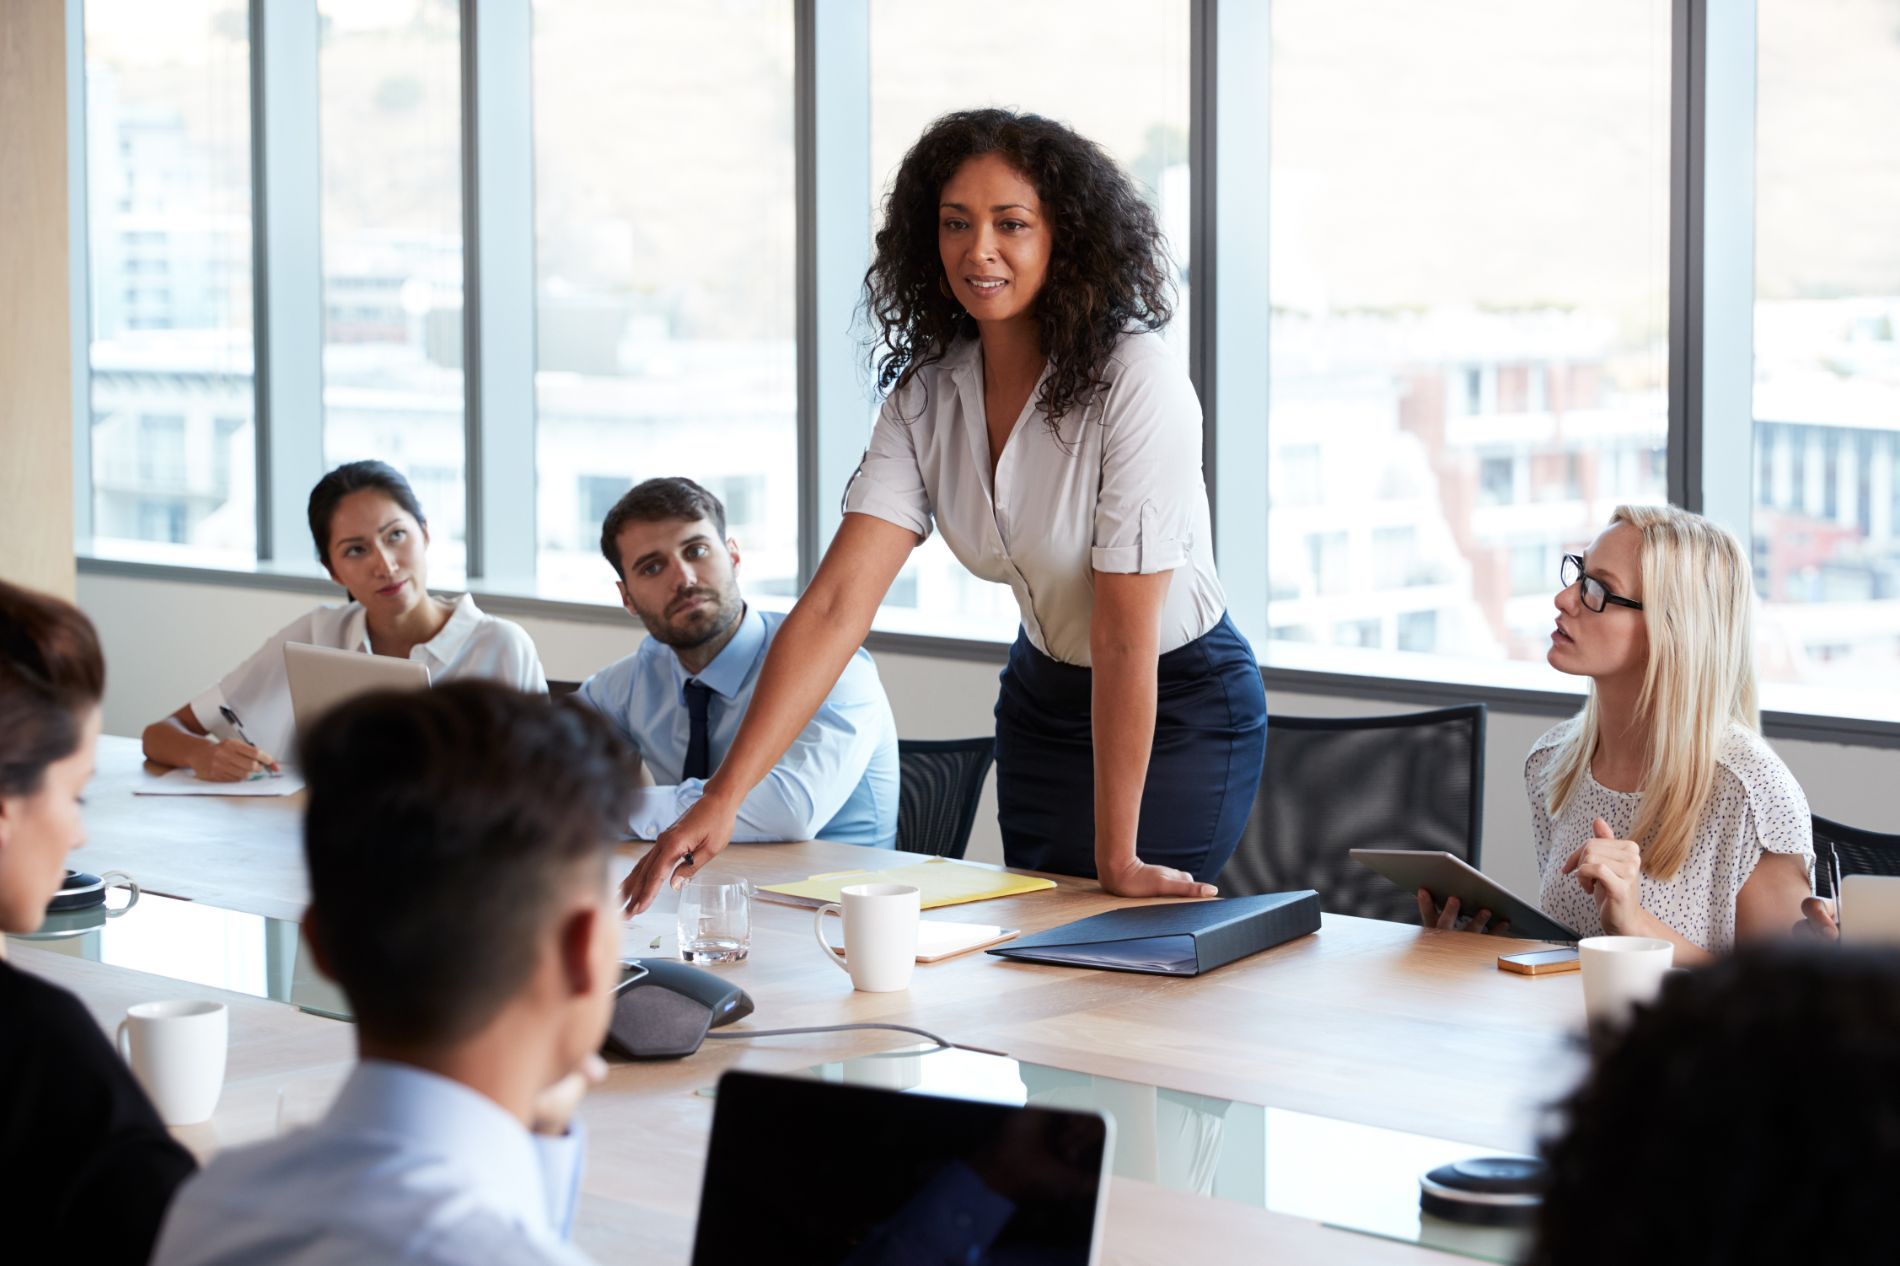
[1420,505,1813,965]
[141,460,546,778]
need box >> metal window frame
[248,0,324,562]
[460,0,537,583]
[1190,0,1272,647]
[795,0,872,588]
[1668,0,1755,537]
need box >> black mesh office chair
[896,737,996,859]
[547,679,582,698]
[1811,814,1900,899]
[1218,704,1487,923]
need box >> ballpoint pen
[1830,843,1844,936]
[218,704,281,775]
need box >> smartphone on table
[1497,947,1580,975]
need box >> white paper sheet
[133,766,306,796]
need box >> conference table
[12,737,1593,1264]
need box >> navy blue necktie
[682,679,714,782]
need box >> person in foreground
[1421,506,1812,962]
[142,461,545,778]
[623,108,1266,913]
[580,477,898,847]
[0,579,197,1263]
[1529,944,1900,1266]
[151,682,634,1266]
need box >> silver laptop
[692,1070,1113,1265]
[283,641,430,737]
[1840,874,1900,947]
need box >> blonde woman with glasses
[1420,505,1814,964]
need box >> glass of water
[677,876,751,963]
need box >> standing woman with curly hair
[624,109,1266,911]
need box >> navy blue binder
[987,891,1322,976]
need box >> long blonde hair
[1545,505,1759,881]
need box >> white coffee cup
[1578,935,1674,1033]
[117,999,228,1126]
[813,882,921,993]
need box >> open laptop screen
[692,1070,1112,1266]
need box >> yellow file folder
[756,857,1055,910]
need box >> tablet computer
[1349,848,1580,943]
[284,641,431,737]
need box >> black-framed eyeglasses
[1561,554,1644,613]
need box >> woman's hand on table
[619,792,739,915]
[1415,888,1511,935]
[1096,855,1217,899]
[189,738,278,782]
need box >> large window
[1265,0,1672,677]
[530,0,797,602]
[67,2,1900,729]
[1752,0,1900,692]
[83,0,255,561]
[317,0,468,575]
[867,0,1192,641]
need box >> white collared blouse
[843,329,1226,666]
[188,592,546,762]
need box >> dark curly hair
[1529,943,1900,1266]
[863,108,1175,432]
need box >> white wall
[79,572,1899,902]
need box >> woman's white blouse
[188,593,547,762]
[1526,717,1814,952]
[843,330,1226,666]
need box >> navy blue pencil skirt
[993,612,1268,884]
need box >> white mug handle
[813,903,849,972]
[117,1017,133,1061]
[99,870,140,918]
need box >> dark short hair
[307,460,428,568]
[1530,944,1900,1266]
[300,681,638,1046]
[0,580,106,797]
[599,477,728,579]
[864,108,1174,432]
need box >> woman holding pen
[624,109,1267,912]
[142,461,545,778]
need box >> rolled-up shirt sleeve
[1089,346,1204,576]
[842,391,934,541]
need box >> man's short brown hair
[599,477,728,578]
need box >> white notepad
[134,767,305,797]
[825,919,1021,964]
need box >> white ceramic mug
[1578,935,1674,1033]
[813,882,921,992]
[117,1000,228,1125]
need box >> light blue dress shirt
[579,606,900,848]
[150,1061,594,1266]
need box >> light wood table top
[36,736,1589,1263]
[78,735,311,922]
